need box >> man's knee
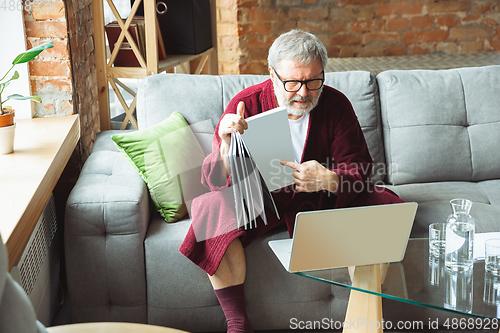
[191,188,235,215]
[190,189,239,242]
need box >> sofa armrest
[64,132,150,323]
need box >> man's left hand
[280,160,339,194]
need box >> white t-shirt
[288,112,310,163]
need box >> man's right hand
[219,102,248,158]
[219,101,248,148]
[219,101,248,178]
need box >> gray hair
[268,30,328,71]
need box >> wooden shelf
[0,115,80,270]
[106,66,148,79]
[92,0,218,131]
[106,47,215,79]
[158,48,214,73]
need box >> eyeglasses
[273,69,325,92]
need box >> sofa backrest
[324,71,385,183]
[137,71,385,181]
[378,65,500,185]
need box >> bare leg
[209,238,246,289]
[209,238,253,333]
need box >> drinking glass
[483,270,500,305]
[429,223,446,257]
[485,238,500,275]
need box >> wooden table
[0,115,80,270]
[342,264,387,333]
[47,322,188,333]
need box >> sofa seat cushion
[144,214,347,331]
[386,180,500,238]
[378,65,500,185]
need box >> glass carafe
[445,199,474,272]
[450,198,473,215]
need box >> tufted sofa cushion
[378,65,500,185]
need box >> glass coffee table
[296,238,500,332]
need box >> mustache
[290,95,312,103]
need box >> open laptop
[268,202,418,273]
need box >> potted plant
[0,40,53,154]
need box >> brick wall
[65,0,100,162]
[218,0,500,75]
[24,0,100,163]
[217,0,241,74]
[24,1,73,117]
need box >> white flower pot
[0,123,16,154]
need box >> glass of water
[483,270,500,305]
[485,238,500,275]
[429,223,446,257]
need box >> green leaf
[1,71,19,85]
[0,73,14,95]
[12,41,54,65]
[10,71,19,81]
[0,72,18,94]
[7,94,42,103]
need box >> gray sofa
[65,65,500,331]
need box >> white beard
[273,80,323,117]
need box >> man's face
[270,59,324,117]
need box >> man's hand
[280,160,339,194]
[219,101,248,178]
[219,101,248,148]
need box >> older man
[180,30,403,332]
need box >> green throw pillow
[111,112,206,223]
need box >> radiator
[10,193,60,327]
